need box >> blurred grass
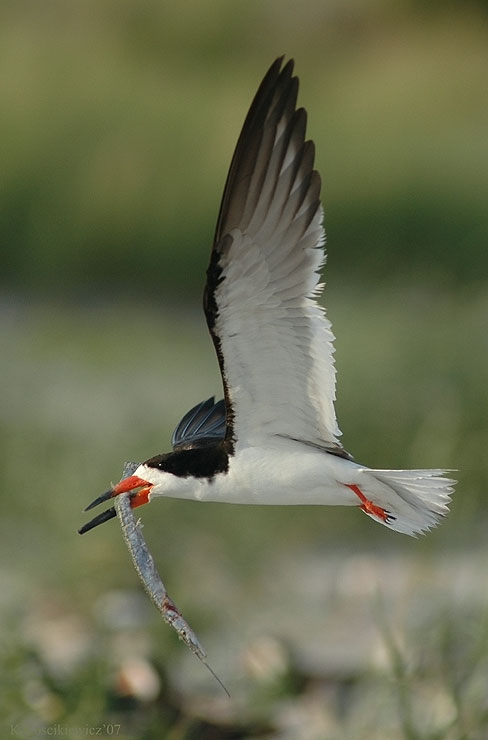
[1,0,488,737]
[1,287,487,737]
[1,0,487,296]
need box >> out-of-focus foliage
[1,295,488,738]
[1,0,487,297]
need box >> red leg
[345,483,391,522]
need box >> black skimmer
[79,58,454,539]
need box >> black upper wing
[171,397,227,451]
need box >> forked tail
[355,468,455,536]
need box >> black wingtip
[78,506,117,534]
[271,55,292,72]
[84,489,113,512]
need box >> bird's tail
[356,468,455,536]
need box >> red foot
[345,483,390,522]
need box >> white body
[137,439,356,506]
[133,437,454,536]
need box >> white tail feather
[357,468,455,537]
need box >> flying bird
[79,58,454,539]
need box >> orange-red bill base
[78,475,153,535]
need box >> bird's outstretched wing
[172,397,226,450]
[204,57,343,454]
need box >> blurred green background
[1,1,487,738]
